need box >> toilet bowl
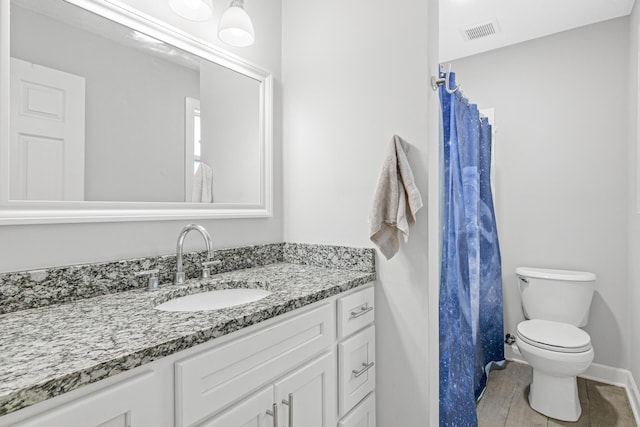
[516,319,594,421]
[515,267,596,422]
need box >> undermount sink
[155,288,272,312]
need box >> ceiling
[440,0,636,62]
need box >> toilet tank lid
[516,267,596,282]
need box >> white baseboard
[626,372,640,425]
[504,344,640,425]
[580,363,640,426]
[581,363,628,387]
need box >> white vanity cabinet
[193,285,376,427]
[175,304,336,427]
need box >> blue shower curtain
[439,73,504,427]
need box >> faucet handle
[201,260,222,279]
[134,269,160,291]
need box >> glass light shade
[169,0,213,21]
[218,5,255,47]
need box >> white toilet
[515,267,596,422]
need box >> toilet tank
[516,267,596,327]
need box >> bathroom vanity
[0,243,377,427]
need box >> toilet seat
[517,319,591,353]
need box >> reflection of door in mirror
[10,58,85,200]
[185,97,213,203]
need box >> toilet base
[529,369,581,422]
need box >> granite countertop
[0,262,375,417]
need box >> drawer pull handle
[352,361,375,378]
[282,393,294,427]
[266,403,278,427]
[350,305,373,319]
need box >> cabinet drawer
[338,325,375,416]
[339,392,376,427]
[337,286,374,340]
[175,304,335,427]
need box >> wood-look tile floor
[477,361,637,427]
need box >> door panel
[338,326,375,416]
[10,57,85,200]
[274,352,336,427]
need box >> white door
[200,386,274,427]
[274,352,337,427]
[10,57,85,200]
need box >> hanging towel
[369,135,423,259]
[191,162,214,203]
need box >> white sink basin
[155,288,272,312]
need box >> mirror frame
[0,0,273,224]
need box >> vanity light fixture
[218,0,255,47]
[169,0,213,21]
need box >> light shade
[218,0,255,47]
[169,0,213,21]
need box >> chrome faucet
[174,224,214,285]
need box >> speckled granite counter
[0,244,376,417]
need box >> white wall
[0,0,283,273]
[451,18,630,370]
[281,0,438,424]
[628,1,640,390]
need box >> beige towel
[369,135,424,259]
[192,162,214,203]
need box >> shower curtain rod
[431,63,460,94]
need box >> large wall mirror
[0,0,273,224]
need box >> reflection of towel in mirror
[369,135,423,260]
[192,162,214,203]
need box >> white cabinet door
[274,352,336,427]
[338,393,375,427]
[199,386,274,427]
[338,326,375,416]
[13,371,158,427]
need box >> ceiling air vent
[461,19,500,41]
